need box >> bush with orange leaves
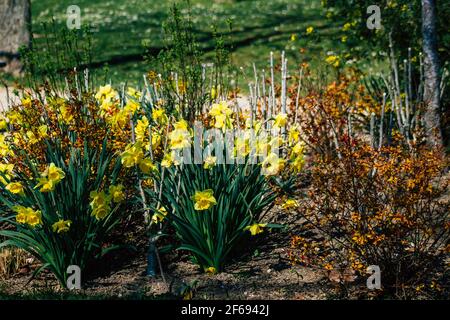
[290,134,449,299]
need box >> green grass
[30,0,347,86]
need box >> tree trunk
[0,0,31,76]
[421,0,443,148]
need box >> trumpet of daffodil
[43,163,65,184]
[35,177,55,192]
[109,184,125,203]
[95,85,117,103]
[5,182,24,195]
[205,266,217,274]
[124,100,140,114]
[191,189,217,211]
[14,206,42,227]
[151,207,168,223]
[127,87,141,100]
[0,134,11,157]
[109,109,129,130]
[291,141,305,155]
[174,119,189,130]
[203,156,217,170]
[262,153,285,176]
[38,125,48,139]
[52,219,72,234]
[209,101,234,131]
[244,223,267,236]
[0,116,7,130]
[281,198,298,210]
[60,104,74,124]
[21,96,32,108]
[139,158,156,174]
[290,156,305,173]
[0,163,13,185]
[288,124,301,143]
[273,113,287,129]
[26,131,39,144]
[234,136,250,157]
[152,108,168,125]
[121,142,144,168]
[89,190,111,220]
[169,127,191,150]
[135,116,149,142]
[99,99,119,118]
[161,152,176,168]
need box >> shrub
[148,154,285,273]
[0,140,125,287]
[290,135,449,298]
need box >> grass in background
[30,0,347,85]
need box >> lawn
[31,0,345,85]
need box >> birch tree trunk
[0,0,31,76]
[421,0,443,148]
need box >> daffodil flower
[52,219,72,234]
[191,189,217,211]
[244,223,267,236]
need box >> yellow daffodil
[91,203,110,221]
[14,206,42,227]
[234,136,250,157]
[124,100,140,114]
[343,22,351,31]
[273,113,287,128]
[244,223,267,236]
[21,96,32,108]
[52,219,72,234]
[281,198,298,210]
[26,130,39,144]
[174,119,189,130]
[35,177,55,192]
[43,163,65,183]
[59,103,73,124]
[121,142,144,168]
[191,189,217,211]
[291,155,305,173]
[127,87,141,100]
[203,156,217,170]
[14,206,29,224]
[209,101,234,131]
[0,163,13,185]
[139,158,156,174]
[89,190,111,220]
[290,34,298,41]
[5,182,24,195]
[152,108,168,125]
[288,124,301,143]
[109,184,125,203]
[0,114,7,130]
[306,26,314,34]
[135,116,149,142]
[205,266,217,274]
[169,128,191,149]
[38,125,48,139]
[95,85,117,103]
[262,153,285,176]
[152,207,168,223]
[90,190,110,207]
